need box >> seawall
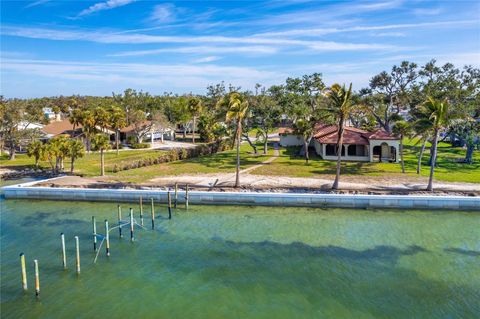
[2,179,479,211]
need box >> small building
[42,119,82,139]
[279,124,400,163]
[120,121,175,144]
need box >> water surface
[1,199,479,318]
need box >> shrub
[131,143,149,149]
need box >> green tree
[221,92,249,188]
[69,108,84,138]
[109,106,126,155]
[91,134,111,176]
[67,139,85,173]
[325,83,354,190]
[416,97,451,191]
[187,97,203,143]
[26,140,44,168]
[392,120,412,173]
[48,135,69,173]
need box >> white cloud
[1,26,397,52]
[78,0,135,17]
[254,20,477,37]
[110,45,278,57]
[413,8,443,16]
[25,0,50,8]
[1,58,285,93]
[148,4,176,23]
[192,56,222,63]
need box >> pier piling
[61,233,67,269]
[174,183,178,208]
[139,196,144,226]
[130,208,134,242]
[34,259,40,297]
[151,198,155,230]
[117,205,123,238]
[20,253,27,291]
[75,236,80,274]
[168,191,172,219]
[105,220,110,256]
[92,217,97,252]
[185,184,189,210]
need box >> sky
[1,0,479,98]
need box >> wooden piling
[167,191,172,219]
[174,183,178,208]
[92,217,97,252]
[185,184,189,210]
[34,259,40,297]
[139,196,144,226]
[74,236,80,274]
[151,198,155,230]
[20,253,27,291]
[105,220,110,256]
[61,233,67,269]
[117,205,123,238]
[130,208,134,242]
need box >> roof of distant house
[42,119,81,136]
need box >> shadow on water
[159,237,479,318]
[444,247,480,257]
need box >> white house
[279,124,400,163]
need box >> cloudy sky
[1,0,479,97]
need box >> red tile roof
[281,123,399,144]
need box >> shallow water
[1,199,479,319]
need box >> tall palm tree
[393,120,412,173]
[187,97,203,143]
[91,134,111,176]
[416,97,451,191]
[222,92,249,188]
[109,106,126,155]
[69,108,83,138]
[325,83,354,190]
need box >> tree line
[1,59,478,189]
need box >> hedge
[112,139,232,173]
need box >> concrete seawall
[2,180,479,211]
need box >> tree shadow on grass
[157,238,479,318]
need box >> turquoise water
[1,198,479,318]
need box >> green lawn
[109,143,273,183]
[0,149,167,177]
[251,139,480,183]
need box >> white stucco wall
[280,134,303,147]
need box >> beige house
[279,124,400,163]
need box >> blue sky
[1,0,479,98]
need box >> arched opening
[326,144,345,156]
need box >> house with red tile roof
[279,123,400,162]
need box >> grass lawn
[250,139,480,184]
[0,149,167,177]
[109,143,273,183]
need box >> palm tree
[325,83,354,190]
[416,97,451,191]
[26,140,44,168]
[109,106,126,155]
[67,139,85,173]
[187,97,203,143]
[221,92,249,188]
[80,110,96,153]
[91,134,111,176]
[69,108,83,138]
[393,120,412,173]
